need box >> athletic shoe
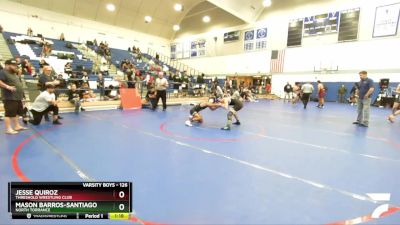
[53,120,62,125]
[185,120,193,127]
[58,116,64,120]
[81,107,86,112]
[352,121,360,124]
[15,127,29,131]
[5,130,18,135]
[221,126,231,130]
[233,121,241,125]
[359,123,368,127]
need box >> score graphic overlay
[8,182,132,220]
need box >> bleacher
[2,32,93,74]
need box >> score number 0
[118,190,126,211]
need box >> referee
[0,59,28,134]
[153,72,169,111]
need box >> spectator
[181,73,189,96]
[100,62,109,76]
[153,72,168,111]
[42,42,52,57]
[29,84,62,125]
[104,85,119,100]
[338,84,347,103]
[27,27,33,37]
[197,73,205,84]
[265,76,272,94]
[283,82,293,103]
[0,59,28,134]
[67,83,84,113]
[135,68,142,90]
[353,71,374,127]
[39,66,59,92]
[69,72,79,87]
[56,74,67,89]
[143,80,156,108]
[126,69,135,88]
[39,59,49,69]
[0,24,3,33]
[388,83,400,123]
[292,82,301,104]
[349,83,358,106]
[301,82,314,109]
[60,33,65,41]
[64,62,72,75]
[21,58,33,76]
[81,82,96,102]
[97,72,105,98]
[317,80,326,108]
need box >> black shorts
[230,99,243,111]
[3,100,24,117]
[395,95,400,103]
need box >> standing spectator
[29,84,62,125]
[301,82,314,109]
[0,59,28,134]
[292,82,301,104]
[338,84,347,103]
[135,68,142,90]
[38,66,60,121]
[353,71,374,127]
[349,83,359,106]
[197,73,205,84]
[283,82,293,103]
[265,76,272,94]
[126,70,135,88]
[60,33,65,41]
[317,80,326,108]
[388,83,400,123]
[153,72,168,111]
[97,72,105,99]
[27,27,33,37]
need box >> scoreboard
[8,182,132,220]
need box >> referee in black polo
[0,59,28,134]
[153,72,169,111]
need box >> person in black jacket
[283,82,293,103]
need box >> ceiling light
[106,3,116,11]
[202,16,211,23]
[144,16,152,23]
[174,3,183,12]
[173,25,180,31]
[262,0,272,7]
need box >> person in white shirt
[100,62,109,76]
[153,72,169,111]
[301,82,314,109]
[29,84,62,125]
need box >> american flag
[270,50,285,73]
